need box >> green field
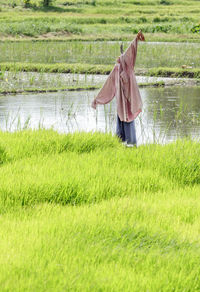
[0,0,200,41]
[0,130,200,291]
[0,2,200,290]
[0,0,200,87]
[0,40,200,93]
[0,41,200,67]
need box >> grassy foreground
[0,130,200,291]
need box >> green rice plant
[1,190,200,291]
[148,67,200,78]
[28,74,36,85]
[0,145,7,165]
[0,1,199,285]
[0,70,5,80]
[0,40,200,69]
[0,126,200,290]
[0,62,113,74]
[0,0,199,40]
[1,62,200,79]
[0,130,199,209]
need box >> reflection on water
[0,86,200,145]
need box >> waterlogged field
[0,1,199,82]
[0,130,200,291]
[0,71,103,93]
[1,87,200,144]
[1,71,198,94]
[1,40,200,84]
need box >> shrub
[137,17,147,23]
[23,0,31,8]
[160,0,172,5]
[41,0,54,7]
[191,24,200,33]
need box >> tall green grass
[1,189,200,291]
[0,41,199,69]
[0,130,200,291]
[0,130,200,211]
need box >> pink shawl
[92,37,142,122]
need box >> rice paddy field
[0,40,200,93]
[0,0,200,91]
[1,41,200,67]
[0,0,200,41]
[0,0,200,291]
[0,130,200,291]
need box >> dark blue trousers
[116,115,137,145]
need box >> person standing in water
[92,30,145,146]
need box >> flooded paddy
[0,71,199,93]
[0,86,199,145]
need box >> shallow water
[0,86,200,145]
[1,71,198,92]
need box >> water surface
[0,86,200,145]
[1,71,198,93]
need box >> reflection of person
[92,30,145,146]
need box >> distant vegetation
[0,0,199,41]
[0,41,199,81]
